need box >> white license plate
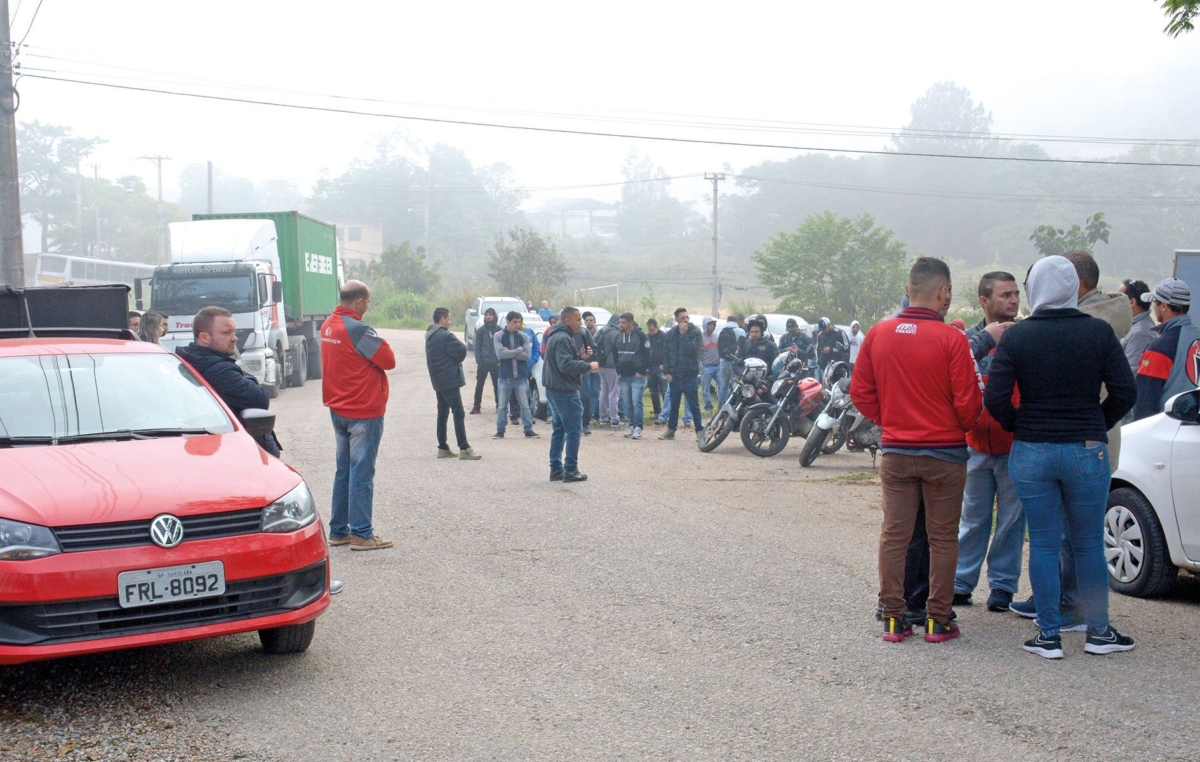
[117,561,226,609]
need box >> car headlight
[261,482,318,533]
[0,517,61,560]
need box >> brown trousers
[878,453,968,624]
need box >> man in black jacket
[177,306,281,457]
[816,317,850,372]
[426,307,482,460]
[739,319,779,367]
[471,308,501,414]
[645,318,668,423]
[543,307,599,482]
[614,312,651,439]
[660,307,705,441]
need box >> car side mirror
[239,408,276,437]
[1166,389,1200,424]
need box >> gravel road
[3,327,1199,761]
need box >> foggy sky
[10,0,1200,208]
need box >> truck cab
[152,219,290,397]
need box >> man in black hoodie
[660,307,705,441]
[543,307,599,481]
[614,312,651,439]
[426,307,482,460]
[177,306,281,457]
[471,308,501,414]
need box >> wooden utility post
[705,172,724,317]
[0,0,25,287]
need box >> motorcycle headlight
[261,482,318,533]
[742,385,756,399]
[0,517,61,560]
[771,379,786,395]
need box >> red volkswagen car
[0,331,329,665]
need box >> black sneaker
[882,617,914,642]
[524,430,539,438]
[1084,626,1135,655]
[1023,631,1063,659]
[563,471,588,483]
[924,618,960,643]
[493,431,505,439]
[905,608,928,626]
[952,592,973,606]
[549,470,564,482]
[583,428,592,436]
[1010,596,1037,619]
[986,589,1013,612]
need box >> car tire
[530,379,547,420]
[259,620,316,655]
[1105,487,1178,598]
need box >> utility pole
[0,0,24,287]
[92,164,101,254]
[206,160,213,214]
[140,155,170,261]
[705,172,725,317]
[75,161,84,254]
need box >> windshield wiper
[55,427,218,443]
[0,436,56,448]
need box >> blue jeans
[700,364,721,412]
[547,389,583,472]
[717,358,735,406]
[1009,441,1112,637]
[588,371,600,418]
[329,411,384,539]
[667,374,702,432]
[497,376,532,434]
[618,374,647,428]
[954,449,1025,596]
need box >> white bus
[35,254,155,290]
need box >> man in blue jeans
[614,312,650,440]
[493,310,538,439]
[543,307,599,482]
[954,272,1023,612]
[321,281,397,551]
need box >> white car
[464,296,528,350]
[1106,387,1200,597]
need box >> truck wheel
[289,343,308,388]
[265,345,285,398]
[307,337,323,379]
[259,620,316,655]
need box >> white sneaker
[632,427,642,440]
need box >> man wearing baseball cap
[1133,278,1200,420]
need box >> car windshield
[482,299,527,318]
[152,273,258,316]
[0,353,234,444]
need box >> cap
[1141,278,1191,308]
[785,318,798,328]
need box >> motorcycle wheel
[822,425,847,455]
[799,426,831,467]
[697,408,735,453]
[739,407,791,458]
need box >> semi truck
[139,211,340,397]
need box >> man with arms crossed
[543,307,599,482]
[851,258,982,643]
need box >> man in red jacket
[321,280,397,551]
[851,257,982,643]
[953,272,1023,613]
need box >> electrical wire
[21,73,1200,169]
[9,0,25,31]
[20,47,1200,148]
[16,0,44,48]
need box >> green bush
[376,291,433,322]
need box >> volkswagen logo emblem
[149,514,185,548]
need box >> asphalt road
[4,327,1200,761]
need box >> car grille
[0,561,326,646]
[53,508,264,552]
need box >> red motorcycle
[738,358,827,458]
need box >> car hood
[0,433,301,528]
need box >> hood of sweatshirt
[1078,289,1133,340]
[425,324,446,340]
[1027,256,1079,314]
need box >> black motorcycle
[697,356,770,453]
[738,358,827,457]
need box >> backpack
[717,324,738,357]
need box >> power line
[16,0,43,47]
[19,47,1200,149]
[22,73,1200,169]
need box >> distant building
[334,222,385,269]
[525,198,617,239]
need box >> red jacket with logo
[850,307,983,450]
[320,306,396,419]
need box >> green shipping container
[193,211,339,319]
